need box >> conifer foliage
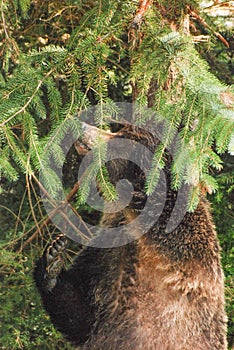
[0,0,233,209]
[0,1,233,347]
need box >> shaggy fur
[34,125,227,349]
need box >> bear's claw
[44,234,67,290]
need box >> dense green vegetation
[0,0,233,349]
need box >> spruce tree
[0,0,233,207]
[0,1,233,348]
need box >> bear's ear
[74,122,116,155]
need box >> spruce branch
[0,69,54,128]
[18,171,93,253]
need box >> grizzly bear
[34,122,227,350]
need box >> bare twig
[187,6,229,48]
[128,0,152,47]
[18,172,93,252]
[130,0,152,28]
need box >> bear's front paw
[44,234,67,291]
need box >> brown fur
[34,125,228,350]
[76,199,227,350]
